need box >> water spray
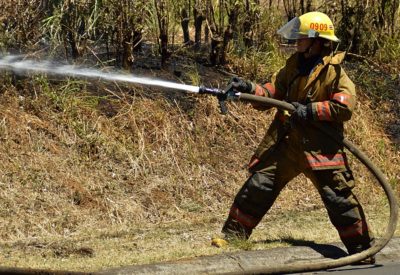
[0,55,202,93]
[0,55,236,113]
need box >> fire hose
[198,86,399,274]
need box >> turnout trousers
[222,139,374,254]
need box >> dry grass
[0,59,398,272]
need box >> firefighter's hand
[292,102,312,120]
[229,77,254,94]
[248,155,260,170]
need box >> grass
[0,53,398,272]
[0,205,396,272]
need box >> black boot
[211,217,252,248]
[348,244,376,265]
[222,216,253,240]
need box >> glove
[292,102,312,120]
[229,76,254,94]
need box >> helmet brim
[319,34,340,43]
[277,17,302,40]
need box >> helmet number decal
[310,23,328,32]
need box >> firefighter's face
[296,37,313,53]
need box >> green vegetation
[0,0,398,272]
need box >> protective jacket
[221,51,373,254]
[253,51,356,170]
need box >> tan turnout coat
[254,51,356,170]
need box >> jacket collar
[284,51,345,97]
[288,51,345,67]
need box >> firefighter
[212,11,375,263]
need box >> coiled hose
[226,93,399,274]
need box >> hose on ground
[227,93,399,274]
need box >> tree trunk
[67,31,80,59]
[61,0,80,60]
[243,0,253,47]
[220,26,232,64]
[194,17,203,48]
[204,24,209,44]
[132,30,143,52]
[181,8,191,45]
[339,0,369,54]
[122,29,133,70]
[306,0,312,12]
[391,0,400,35]
[300,0,313,13]
[283,0,297,20]
[206,0,220,64]
[194,3,205,49]
[154,0,170,67]
[210,36,222,65]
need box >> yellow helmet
[277,11,340,42]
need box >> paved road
[99,238,400,274]
[296,238,400,275]
[1,238,398,274]
[306,261,400,275]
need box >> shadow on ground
[256,237,349,259]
